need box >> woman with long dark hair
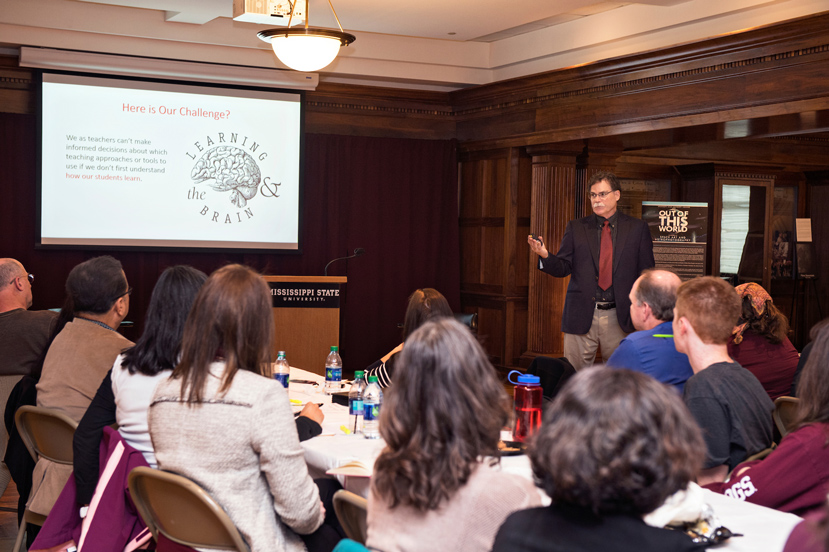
[367,318,541,551]
[365,287,453,387]
[728,282,799,400]
[149,265,330,552]
[711,318,829,515]
[72,265,207,505]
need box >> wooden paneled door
[458,147,531,372]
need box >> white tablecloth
[289,367,384,494]
[287,367,802,551]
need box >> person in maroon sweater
[708,318,829,516]
[727,282,799,401]
[784,506,829,552]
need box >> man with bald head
[0,258,57,377]
[606,268,693,392]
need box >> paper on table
[326,460,372,477]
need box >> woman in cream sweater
[149,265,328,552]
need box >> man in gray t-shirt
[683,361,773,471]
[673,277,774,486]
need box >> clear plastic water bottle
[273,351,290,388]
[363,375,383,439]
[348,370,367,434]
[324,346,342,395]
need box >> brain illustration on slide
[190,145,262,208]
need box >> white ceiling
[76,0,680,41]
[2,0,828,90]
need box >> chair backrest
[453,312,478,333]
[527,356,576,401]
[0,375,24,458]
[128,466,249,552]
[774,396,800,439]
[333,489,368,545]
[14,405,78,464]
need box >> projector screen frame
[35,69,307,255]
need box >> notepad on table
[326,460,372,477]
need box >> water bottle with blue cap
[508,370,543,442]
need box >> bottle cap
[277,351,286,357]
[368,375,379,383]
[516,374,540,385]
[354,370,365,378]
[507,370,540,386]
[331,346,338,352]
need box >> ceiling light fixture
[258,0,355,73]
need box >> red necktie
[598,220,612,290]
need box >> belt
[595,302,616,310]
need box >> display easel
[263,276,347,376]
[789,228,823,344]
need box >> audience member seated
[30,256,134,518]
[728,282,799,401]
[367,318,541,552]
[492,367,705,552]
[0,258,57,378]
[784,501,829,552]
[673,276,774,486]
[606,269,693,392]
[707,318,829,516]
[0,258,56,505]
[72,265,207,507]
[792,340,814,396]
[37,255,134,421]
[365,287,452,387]
[149,265,339,552]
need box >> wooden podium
[263,276,347,376]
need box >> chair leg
[13,517,27,552]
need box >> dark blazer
[540,212,654,334]
[492,505,706,552]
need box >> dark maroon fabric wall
[0,112,460,372]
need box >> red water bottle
[508,370,542,443]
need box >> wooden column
[459,147,532,372]
[524,144,582,361]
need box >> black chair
[527,356,576,403]
[453,312,478,333]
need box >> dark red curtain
[1,112,460,372]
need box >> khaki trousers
[563,307,628,370]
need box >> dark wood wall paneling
[458,148,531,369]
[450,13,829,360]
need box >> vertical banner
[642,202,708,280]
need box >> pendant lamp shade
[259,28,355,72]
[257,0,355,73]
